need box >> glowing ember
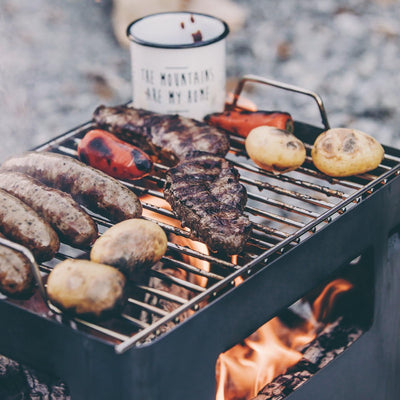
[215,278,354,400]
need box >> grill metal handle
[229,74,330,130]
[0,236,62,315]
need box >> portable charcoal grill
[0,75,400,400]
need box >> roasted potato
[90,219,168,281]
[245,126,306,173]
[46,259,126,319]
[311,128,384,177]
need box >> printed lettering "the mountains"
[160,69,214,87]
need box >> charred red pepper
[78,129,152,180]
[204,110,294,137]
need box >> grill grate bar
[56,145,78,157]
[250,221,290,239]
[246,189,320,219]
[74,318,130,342]
[243,175,335,209]
[127,298,168,317]
[150,269,206,293]
[166,242,238,270]
[161,257,225,281]
[120,314,150,329]
[384,153,400,163]
[247,236,275,249]
[296,166,363,189]
[246,204,305,228]
[229,157,348,199]
[135,284,188,305]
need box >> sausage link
[78,129,153,180]
[1,152,142,222]
[0,234,34,296]
[0,172,98,247]
[0,189,59,262]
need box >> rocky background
[1,0,400,164]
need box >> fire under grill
[1,76,400,399]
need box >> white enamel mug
[127,12,229,121]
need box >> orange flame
[140,194,210,286]
[313,278,353,322]
[215,278,354,400]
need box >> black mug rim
[126,11,229,49]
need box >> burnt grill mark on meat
[163,153,252,255]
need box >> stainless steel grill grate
[3,76,400,355]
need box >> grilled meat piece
[0,189,59,262]
[1,152,142,222]
[0,234,34,297]
[163,152,252,255]
[93,105,230,165]
[0,171,98,248]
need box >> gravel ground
[0,0,400,163]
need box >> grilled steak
[0,189,59,262]
[163,152,252,255]
[93,105,230,165]
[1,152,142,222]
[0,172,98,248]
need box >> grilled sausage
[1,151,142,222]
[78,129,153,180]
[0,172,98,248]
[46,259,126,319]
[0,189,59,262]
[205,110,294,137]
[0,235,34,297]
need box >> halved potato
[245,126,306,173]
[311,128,384,177]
